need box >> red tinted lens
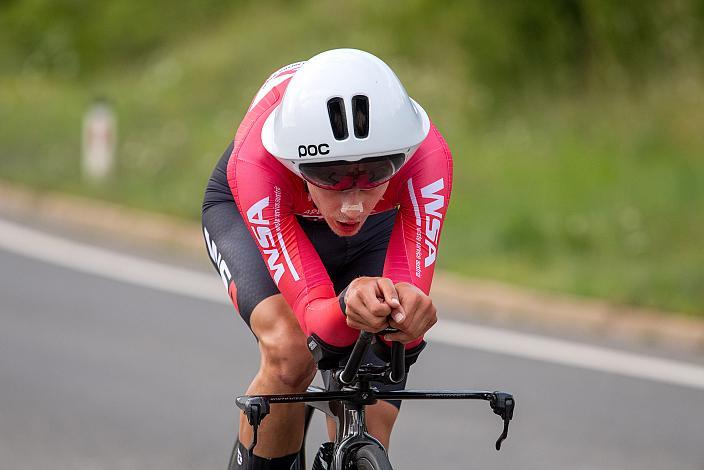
[300,154,405,191]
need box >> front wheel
[346,444,393,470]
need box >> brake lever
[235,396,271,458]
[490,392,515,450]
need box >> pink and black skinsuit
[202,62,453,405]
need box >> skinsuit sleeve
[382,125,454,348]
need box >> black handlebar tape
[340,331,373,384]
[389,341,406,383]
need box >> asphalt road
[1,218,703,469]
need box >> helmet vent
[352,95,369,138]
[327,97,348,140]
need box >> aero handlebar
[339,329,406,385]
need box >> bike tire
[347,444,393,470]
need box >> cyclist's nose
[340,190,364,215]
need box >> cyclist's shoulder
[392,122,453,183]
[229,62,306,176]
[247,61,305,112]
[381,122,452,207]
[268,61,306,80]
[415,122,453,163]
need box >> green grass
[1,2,702,315]
[442,105,704,314]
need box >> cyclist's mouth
[334,219,362,234]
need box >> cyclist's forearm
[300,286,358,348]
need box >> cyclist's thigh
[202,202,315,385]
[202,199,279,331]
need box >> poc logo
[298,143,330,158]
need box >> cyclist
[202,48,453,470]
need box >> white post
[82,99,116,182]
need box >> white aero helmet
[261,48,430,188]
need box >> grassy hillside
[1,1,702,314]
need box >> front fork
[306,387,387,470]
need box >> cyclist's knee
[252,295,316,390]
[260,332,316,389]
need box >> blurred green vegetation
[1,0,702,314]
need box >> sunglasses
[299,154,406,191]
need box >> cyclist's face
[308,182,389,236]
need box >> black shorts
[202,144,408,407]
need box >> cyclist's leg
[202,199,315,468]
[241,294,316,453]
[366,402,399,449]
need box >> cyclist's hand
[344,277,402,333]
[385,282,437,344]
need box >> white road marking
[0,218,223,303]
[427,323,704,390]
[2,217,704,390]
